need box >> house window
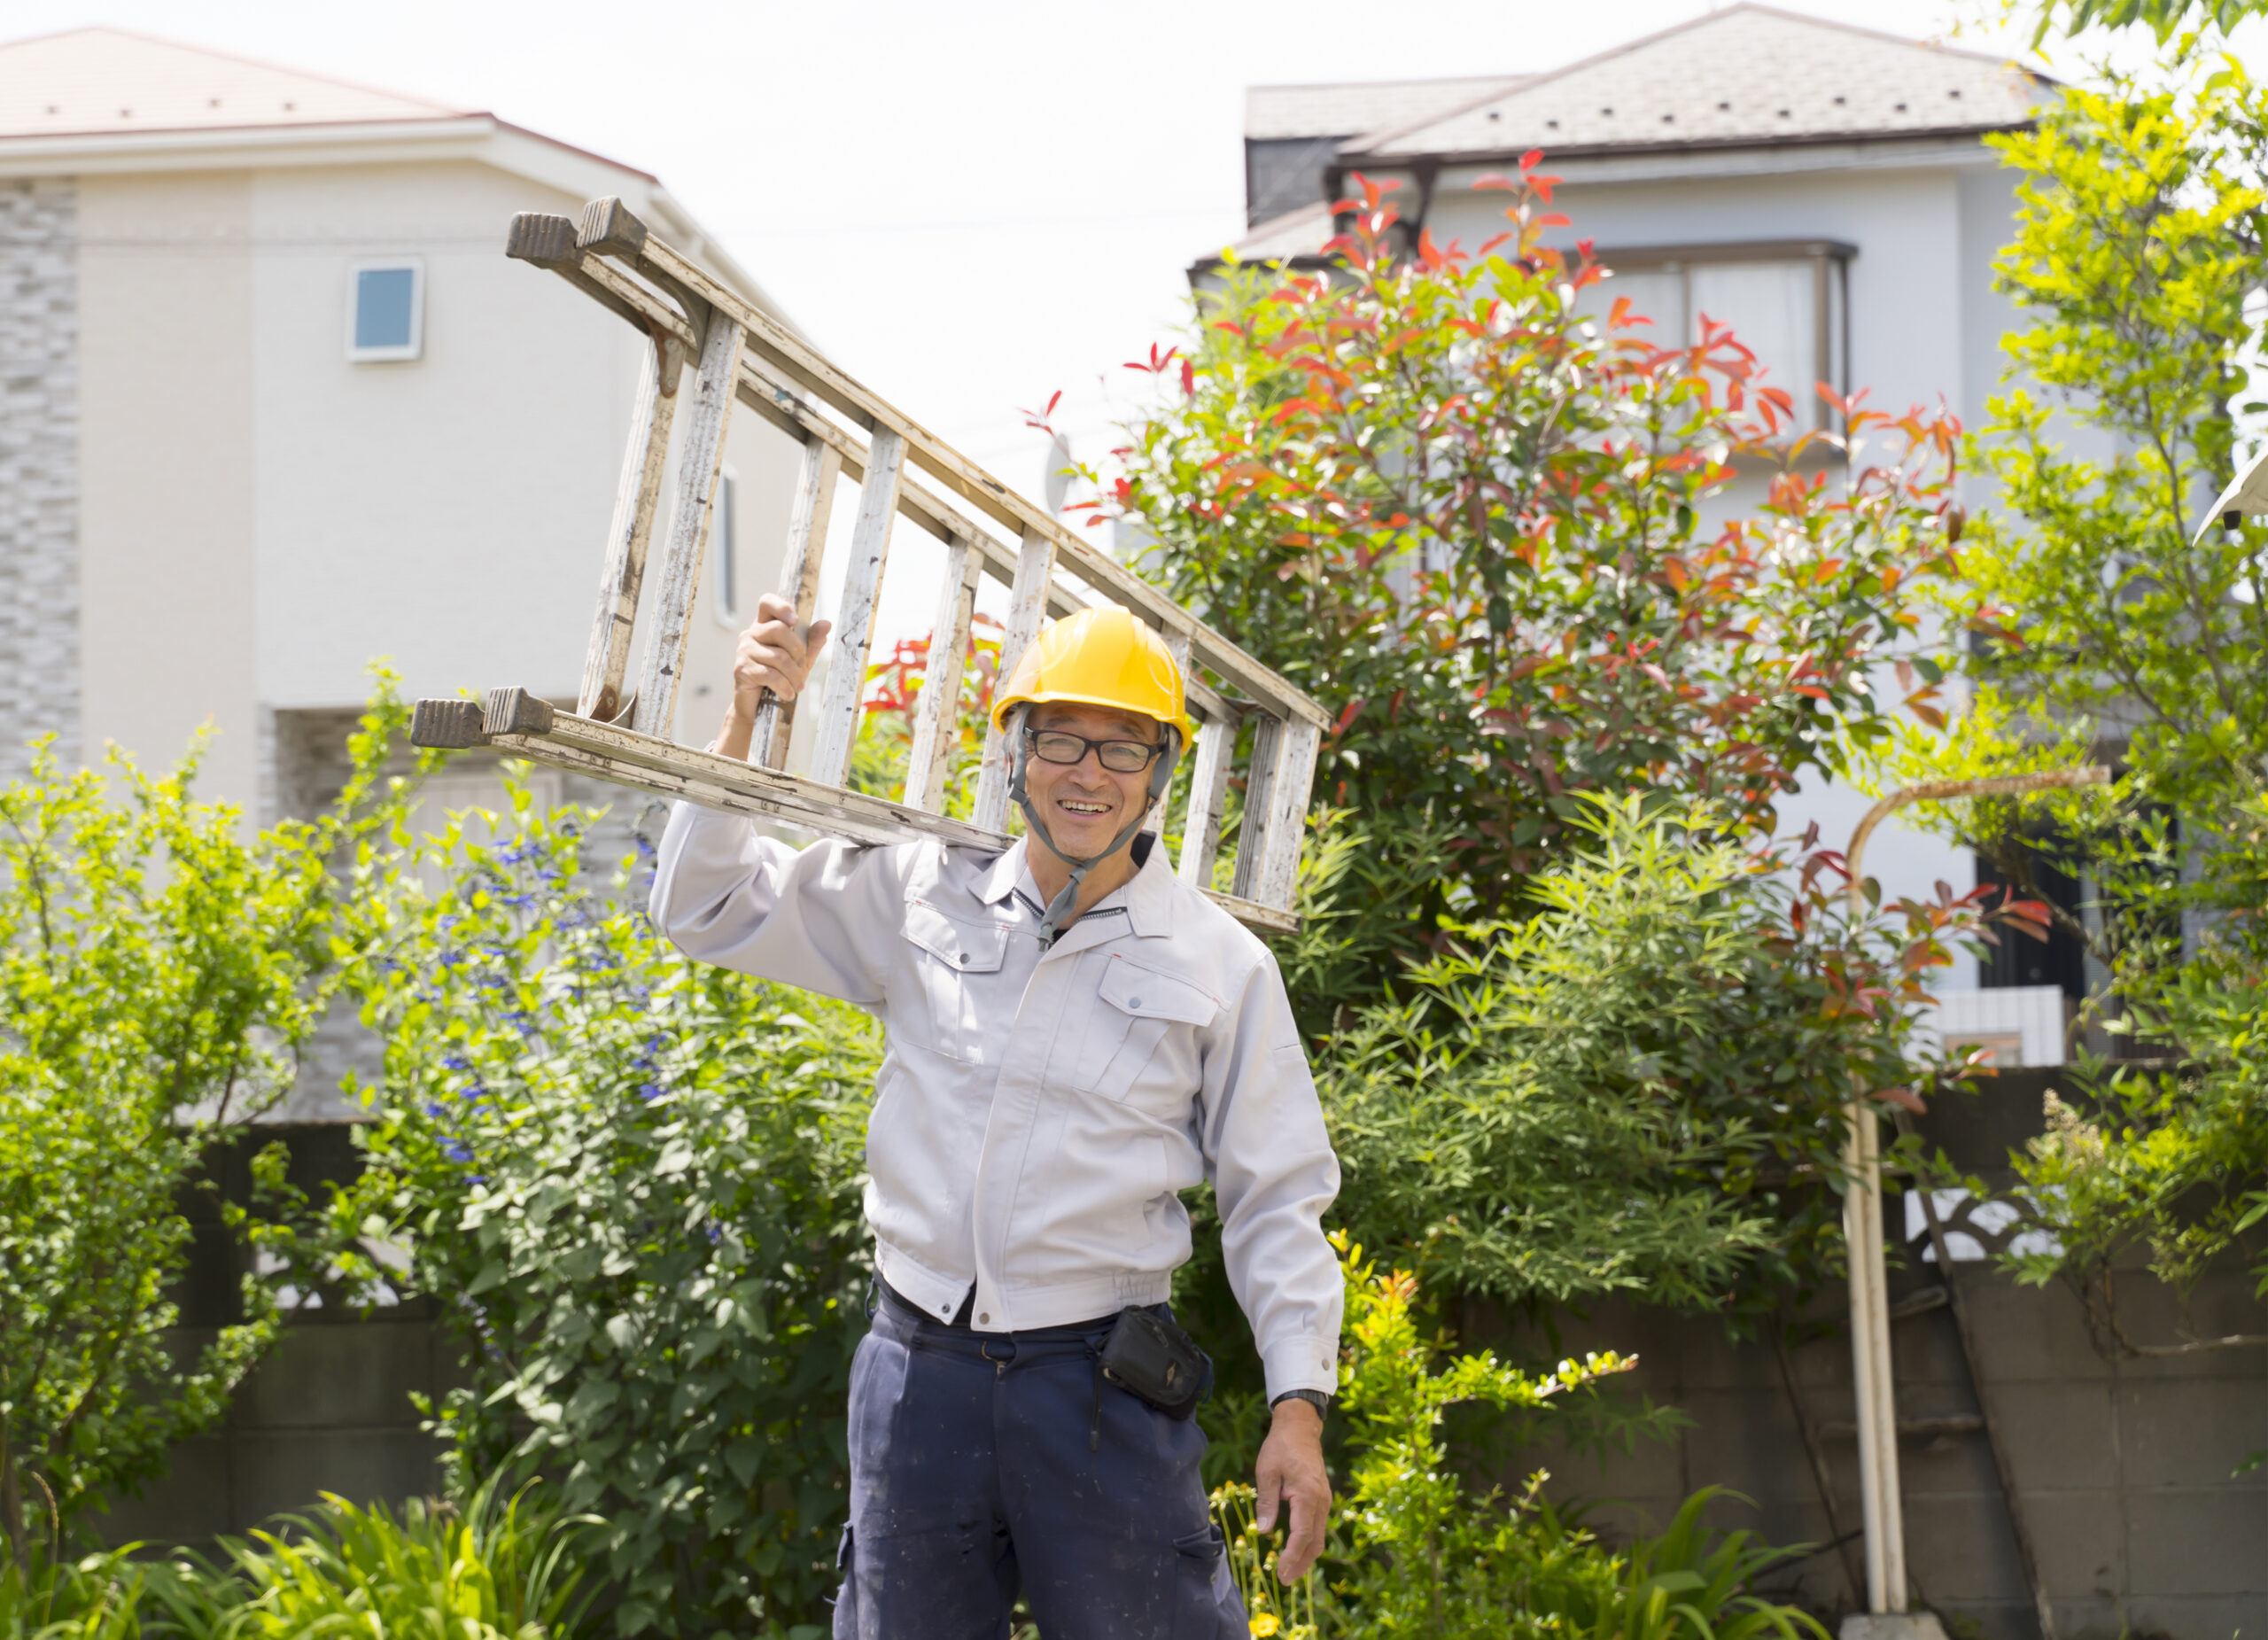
[347,260,423,361]
[1581,241,1851,434]
[713,469,741,626]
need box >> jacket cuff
[1260,1335,1340,1403]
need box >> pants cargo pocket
[1172,1524,1245,1638]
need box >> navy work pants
[832,1285,1246,1639]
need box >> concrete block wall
[0,175,79,778]
[1478,1069,2266,1640]
[97,1126,456,1552]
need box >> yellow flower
[1249,1617,1281,1637]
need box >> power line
[739,204,1239,238]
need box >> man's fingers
[1254,1463,1284,1535]
[1278,1485,1327,1583]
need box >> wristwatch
[1270,1388,1331,1418]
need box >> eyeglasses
[1022,727,1166,774]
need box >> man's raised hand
[715,593,832,762]
[734,592,831,705]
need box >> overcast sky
[4,0,2084,501]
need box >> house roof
[1347,4,2048,162]
[0,26,468,139]
[0,26,812,330]
[1247,74,1533,143]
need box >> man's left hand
[1254,1396,1331,1582]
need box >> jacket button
[1130,996,1143,1008]
[957,952,969,965]
[978,1312,990,1325]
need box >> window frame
[346,257,426,363]
[1590,239,1853,436]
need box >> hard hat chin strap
[1005,705,1181,944]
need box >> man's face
[1022,703,1162,858]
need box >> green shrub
[1214,1240,1825,1640]
[0,1478,590,1640]
[338,788,876,1638]
[1319,796,1961,1322]
[0,690,417,1568]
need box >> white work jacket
[649,802,1343,1400]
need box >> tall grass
[0,1477,594,1640]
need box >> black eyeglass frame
[1019,725,1170,774]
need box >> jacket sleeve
[1200,950,1344,1402]
[647,801,905,1007]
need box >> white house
[1222,4,2077,1061]
[0,27,803,830]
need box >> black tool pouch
[1098,1306,1212,1420]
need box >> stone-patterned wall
[0,176,77,777]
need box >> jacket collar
[974,834,1177,944]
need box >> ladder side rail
[750,438,843,770]
[1254,719,1320,912]
[804,429,909,788]
[905,529,984,812]
[1177,708,1238,892]
[631,304,743,740]
[1148,630,1195,837]
[971,525,1058,831]
[1229,713,1284,902]
[581,205,1324,731]
[441,694,1303,933]
[577,332,682,723]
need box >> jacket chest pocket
[897,901,1010,1062]
[1058,955,1218,1103]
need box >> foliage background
[0,695,414,1573]
[337,796,877,1640]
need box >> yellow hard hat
[990,605,1195,748]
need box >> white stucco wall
[248,159,638,715]
[62,144,806,819]
[77,168,260,809]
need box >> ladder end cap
[578,195,649,258]
[409,699,490,750]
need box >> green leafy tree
[2027,0,2268,43]
[339,789,879,1639]
[1891,38,2268,1355]
[0,692,416,1571]
[1052,163,1969,1009]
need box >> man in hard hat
[649,591,1340,1637]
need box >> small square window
[347,260,423,361]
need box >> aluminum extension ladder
[409,197,1325,933]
